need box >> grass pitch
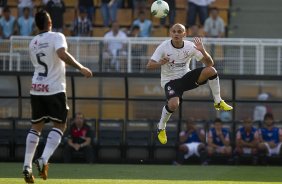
[0,162,282,184]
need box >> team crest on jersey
[168,90,175,95]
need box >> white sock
[158,105,173,129]
[23,129,40,169]
[41,128,63,164]
[208,75,222,104]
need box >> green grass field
[1,162,282,184]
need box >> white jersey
[29,31,68,95]
[151,40,203,88]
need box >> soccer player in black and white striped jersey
[23,10,92,183]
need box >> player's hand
[80,67,93,78]
[159,57,169,65]
[193,37,205,52]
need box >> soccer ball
[151,0,169,18]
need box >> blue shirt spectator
[0,7,16,39]
[17,7,35,36]
[260,127,280,144]
[238,126,257,143]
[258,113,282,158]
[210,127,229,146]
[131,11,152,37]
[207,118,232,156]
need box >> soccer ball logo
[151,0,169,18]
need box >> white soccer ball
[151,0,169,18]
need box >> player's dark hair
[35,9,50,30]
[214,118,222,123]
[264,113,274,120]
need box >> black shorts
[30,92,69,124]
[164,67,207,100]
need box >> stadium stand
[125,120,152,163]
[14,119,30,161]
[0,118,14,161]
[97,119,124,162]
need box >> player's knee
[168,101,179,111]
[206,66,217,76]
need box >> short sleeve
[208,130,212,138]
[236,131,241,140]
[54,32,68,51]
[225,133,230,141]
[200,129,205,135]
[151,42,165,62]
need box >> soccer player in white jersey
[146,23,232,144]
[22,10,92,183]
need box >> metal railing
[4,36,282,75]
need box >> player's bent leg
[35,122,65,180]
[23,121,44,183]
[198,67,233,111]
[157,97,179,144]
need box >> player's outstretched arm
[146,57,169,69]
[57,47,93,78]
[193,37,214,67]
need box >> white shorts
[264,142,282,156]
[184,142,201,159]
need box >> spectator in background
[173,119,207,165]
[187,24,201,37]
[71,8,93,37]
[160,0,175,27]
[17,7,35,36]
[0,0,7,17]
[187,0,213,27]
[64,112,94,163]
[258,113,282,164]
[101,0,121,27]
[0,7,16,39]
[78,0,95,23]
[207,118,232,157]
[46,0,65,33]
[103,21,127,71]
[132,0,146,17]
[253,92,271,122]
[131,11,152,37]
[18,0,34,17]
[128,25,144,72]
[204,7,225,38]
[234,117,259,165]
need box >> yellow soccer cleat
[157,129,167,144]
[214,100,233,111]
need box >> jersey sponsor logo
[168,62,186,69]
[31,83,49,92]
